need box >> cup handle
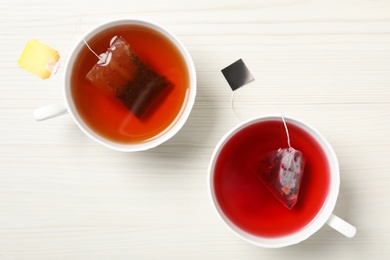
[34,103,68,121]
[326,213,356,238]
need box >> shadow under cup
[208,116,340,248]
[63,19,196,152]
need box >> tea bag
[86,36,172,119]
[249,147,305,209]
[249,116,306,209]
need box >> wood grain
[1,0,390,259]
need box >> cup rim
[207,114,340,248]
[63,18,196,152]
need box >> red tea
[71,25,189,143]
[213,120,330,237]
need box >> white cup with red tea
[34,18,196,152]
[207,115,356,248]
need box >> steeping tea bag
[249,147,305,209]
[249,118,305,209]
[86,36,172,119]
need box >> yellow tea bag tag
[18,39,60,79]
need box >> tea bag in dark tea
[249,147,305,209]
[86,36,172,119]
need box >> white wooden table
[1,0,389,259]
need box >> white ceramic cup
[34,18,197,152]
[207,115,356,248]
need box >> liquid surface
[213,120,330,237]
[71,25,189,143]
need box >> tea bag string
[231,92,292,148]
[230,91,240,118]
[230,89,248,121]
[46,19,83,75]
[279,108,291,148]
[56,19,85,60]
[83,38,100,59]
[83,36,117,66]
[59,19,82,53]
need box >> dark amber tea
[71,24,189,143]
[213,120,330,237]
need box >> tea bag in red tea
[248,116,306,209]
[86,36,172,119]
[249,147,305,209]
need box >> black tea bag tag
[221,59,254,91]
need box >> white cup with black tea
[34,18,197,152]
